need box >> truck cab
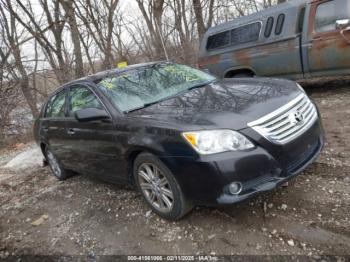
[198,0,350,80]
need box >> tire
[133,153,192,220]
[45,148,71,181]
[233,73,254,78]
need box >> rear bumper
[160,119,324,206]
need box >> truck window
[264,17,274,37]
[315,0,350,33]
[206,30,230,50]
[231,22,261,46]
[315,1,336,32]
[275,14,285,35]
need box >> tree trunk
[1,0,39,118]
[104,0,119,69]
[136,0,165,59]
[192,0,206,41]
[60,0,85,78]
[21,82,39,118]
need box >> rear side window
[206,22,261,51]
[231,22,261,45]
[264,17,274,37]
[206,31,230,50]
[69,85,103,117]
[275,14,285,35]
[45,90,66,118]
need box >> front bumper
[160,119,324,206]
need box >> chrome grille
[247,94,318,144]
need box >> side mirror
[74,108,111,122]
[336,19,350,30]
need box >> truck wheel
[233,72,254,78]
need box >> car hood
[127,78,302,130]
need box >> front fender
[123,128,196,160]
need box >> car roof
[64,61,166,86]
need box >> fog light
[228,182,242,195]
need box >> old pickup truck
[198,0,350,80]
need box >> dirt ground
[1,78,350,259]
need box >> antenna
[155,20,169,61]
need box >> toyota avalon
[34,62,324,220]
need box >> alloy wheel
[137,163,174,212]
[46,151,61,178]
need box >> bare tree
[192,0,214,40]
[136,0,166,59]
[167,0,197,64]
[7,0,72,84]
[0,1,39,117]
[74,0,120,69]
[59,0,84,78]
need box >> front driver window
[46,90,66,118]
[69,85,103,117]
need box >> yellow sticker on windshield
[117,61,128,68]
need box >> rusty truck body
[198,0,350,80]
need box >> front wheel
[133,153,192,220]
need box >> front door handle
[67,128,76,135]
[43,127,49,132]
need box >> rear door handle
[67,128,76,135]
[43,127,49,132]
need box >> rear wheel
[134,153,192,220]
[45,148,71,180]
[225,70,255,78]
[233,72,254,78]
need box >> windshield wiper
[187,80,216,91]
[125,98,172,113]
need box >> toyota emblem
[289,110,304,126]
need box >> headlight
[296,83,306,93]
[182,130,254,155]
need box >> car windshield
[95,63,216,112]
